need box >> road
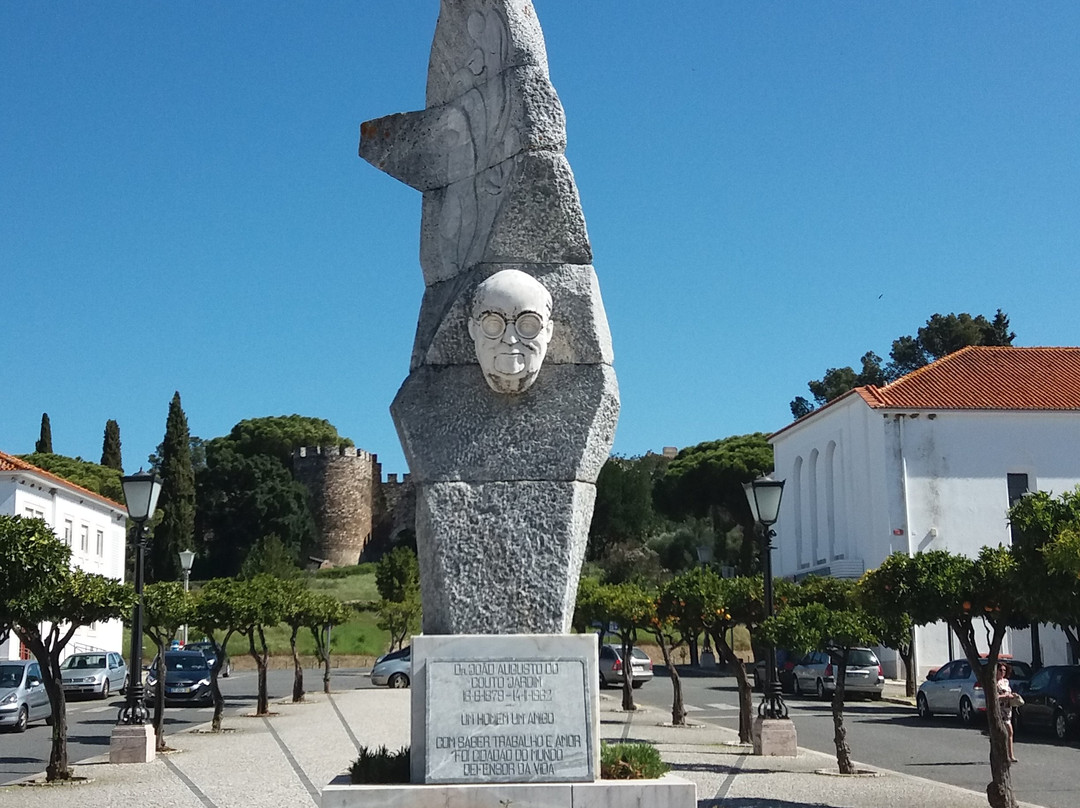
[632,668,1078,808]
[0,667,363,786]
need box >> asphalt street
[632,668,1078,808]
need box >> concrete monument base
[109,724,156,764]
[322,774,696,808]
[752,716,798,757]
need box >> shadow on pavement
[699,798,836,808]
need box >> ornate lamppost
[743,475,787,721]
[178,549,195,646]
[117,470,162,727]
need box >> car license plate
[167,686,190,694]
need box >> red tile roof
[854,346,1080,411]
[0,451,126,511]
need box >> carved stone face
[468,270,553,394]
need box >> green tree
[192,578,246,731]
[281,586,351,701]
[760,576,884,774]
[18,453,124,503]
[575,579,655,711]
[220,414,353,467]
[151,392,196,583]
[375,545,422,651]
[36,412,53,454]
[240,533,302,580]
[791,310,1016,416]
[195,444,317,578]
[100,419,123,471]
[0,516,134,781]
[588,454,668,562]
[654,434,773,575]
[1007,486,1080,659]
[142,582,193,751]
[862,550,1028,808]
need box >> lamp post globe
[118,469,162,726]
[178,549,195,644]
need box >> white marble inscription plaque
[426,656,592,783]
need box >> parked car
[0,659,51,732]
[598,644,654,689]
[917,658,1032,725]
[60,651,128,699]
[145,650,213,707]
[1014,664,1080,742]
[370,646,411,688]
[752,649,797,693]
[184,640,232,677]
[791,648,885,700]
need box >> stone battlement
[293,445,374,461]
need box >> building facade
[0,451,128,660]
[770,347,1080,676]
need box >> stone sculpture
[360,0,618,635]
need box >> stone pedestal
[109,724,155,764]
[752,716,798,757]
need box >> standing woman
[996,662,1019,763]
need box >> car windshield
[166,655,208,672]
[0,664,23,687]
[62,655,105,670]
[848,650,878,667]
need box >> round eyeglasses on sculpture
[477,310,545,340]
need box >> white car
[917,658,1032,725]
[60,651,129,699]
[0,660,51,732]
[370,646,411,688]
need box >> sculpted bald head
[468,270,554,394]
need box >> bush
[312,563,376,579]
[349,745,410,784]
[600,741,670,780]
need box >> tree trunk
[655,633,686,725]
[953,620,1017,808]
[713,629,752,744]
[831,659,854,774]
[249,630,270,716]
[153,653,167,751]
[619,637,636,711]
[209,632,231,732]
[900,645,916,697]
[289,628,304,703]
[41,655,70,781]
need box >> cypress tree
[150,392,195,582]
[100,420,123,471]
[35,413,53,454]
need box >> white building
[769,346,1080,677]
[0,450,129,661]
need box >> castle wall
[293,446,377,566]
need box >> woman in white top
[995,662,1018,763]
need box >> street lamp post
[117,470,162,728]
[696,545,715,660]
[178,549,195,646]
[743,475,787,721]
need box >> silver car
[791,648,885,700]
[60,651,128,699]
[370,646,411,688]
[0,660,51,732]
[598,644,654,689]
[917,658,1031,726]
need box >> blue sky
[3,2,1078,476]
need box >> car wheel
[100,679,110,700]
[387,672,410,689]
[793,677,803,698]
[917,693,932,720]
[1053,709,1068,742]
[45,712,53,726]
[13,705,29,733]
[120,675,129,695]
[816,679,828,701]
[631,681,644,690]
[223,662,232,678]
[752,671,761,691]
[959,696,975,726]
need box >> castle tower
[292,446,378,566]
